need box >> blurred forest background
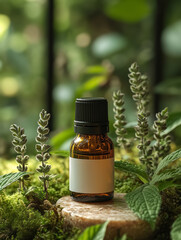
[0,0,181,157]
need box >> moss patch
[0,157,79,239]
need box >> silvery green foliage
[36,109,51,197]
[154,148,181,176]
[121,148,181,227]
[10,124,29,190]
[114,160,149,182]
[125,184,161,230]
[171,214,181,240]
[151,168,181,185]
[0,172,30,191]
[153,107,171,169]
[128,62,154,177]
[112,90,130,149]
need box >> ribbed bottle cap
[74,97,109,134]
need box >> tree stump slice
[56,193,152,240]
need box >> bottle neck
[74,124,109,135]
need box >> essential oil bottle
[69,97,114,202]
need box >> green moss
[0,193,43,239]
[0,192,80,240]
[154,188,181,240]
[115,173,141,193]
[47,175,70,204]
[0,157,77,240]
[34,211,80,240]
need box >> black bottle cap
[74,97,109,134]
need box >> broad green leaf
[155,78,181,96]
[78,221,109,240]
[151,168,181,184]
[154,148,181,176]
[76,76,107,97]
[163,112,181,135]
[104,0,150,23]
[50,150,69,158]
[50,128,74,150]
[157,180,181,192]
[0,172,30,191]
[162,20,181,57]
[171,215,181,240]
[125,184,161,229]
[114,161,149,182]
[92,33,127,58]
[85,65,107,74]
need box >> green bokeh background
[0,0,181,157]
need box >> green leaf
[162,20,181,57]
[163,112,181,135]
[50,150,69,158]
[115,161,149,183]
[104,0,150,23]
[157,180,181,192]
[151,168,181,185]
[91,33,127,58]
[171,215,181,240]
[154,148,181,176]
[155,78,181,96]
[78,221,109,240]
[125,184,161,229]
[50,128,74,150]
[0,172,30,191]
[85,65,107,74]
[76,76,107,98]
[81,76,106,91]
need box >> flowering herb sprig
[129,63,150,116]
[128,62,154,177]
[36,109,51,199]
[113,90,130,150]
[153,107,171,169]
[10,124,29,190]
[113,62,176,231]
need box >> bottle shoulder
[70,134,113,148]
[70,134,114,157]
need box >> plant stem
[41,146,48,199]
[19,180,21,190]
[22,178,25,190]
[22,153,25,190]
[43,172,48,199]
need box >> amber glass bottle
[69,98,114,202]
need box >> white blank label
[69,157,114,193]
